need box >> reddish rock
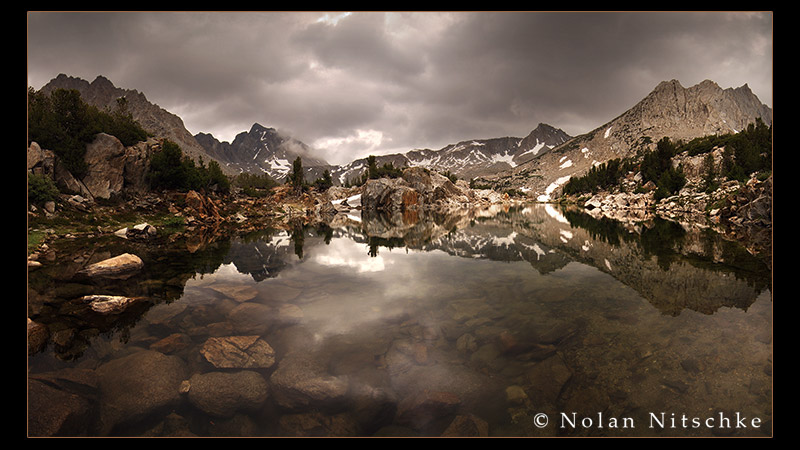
[200,336,276,369]
[150,333,192,354]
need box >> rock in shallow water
[95,350,187,435]
[186,371,269,418]
[278,411,361,437]
[226,303,273,334]
[80,253,143,279]
[200,336,276,369]
[441,414,490,437]
[395,390,461,430]
[27,318,49,355]
[269,352,350,410]
[28,368,98,436]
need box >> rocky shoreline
[27,133,521,256]
[561,171,772,262]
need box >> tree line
[147,140,230,193]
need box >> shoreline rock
[80,295,146,315]
[360,167,514,215]
[79,253,144,279]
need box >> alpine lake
[27,203,772,437]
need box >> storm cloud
[27,11,773,165]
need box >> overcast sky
[27,11,773,165]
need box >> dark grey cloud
[27,11,772,165]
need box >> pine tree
[367,155,379,179]
[288,156,304,194]
[314,169,333,191]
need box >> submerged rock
[269,352,350,410]
[208,284,259,302]
[95,350,187,435]
[226,303,273,334]
[200,336,276,369]
[395,390,461,430]
[149,333,192,354]
[186,371,269,418]
[441,414,490,437]
[28,369,98,436]
[278,411,361,437]
[28,318,49,355]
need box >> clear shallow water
[27,204,772,437]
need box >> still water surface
[27,204,772,437]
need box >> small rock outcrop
[185,190,223,223]
[27,136,160,210]
[361,167,497,215]
[362,177,421,212]
[27,141,55,177]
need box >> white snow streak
[537,175,572,202]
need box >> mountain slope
[39,74,221,172]
[477,79,773,200]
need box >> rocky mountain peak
[90,74,115,90]
[519,123,571,153]
[477,79,772,200]
[249,122,276,134]
[654,78,682,89]
[39,74,215,172]
[196,123,330,180]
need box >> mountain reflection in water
[27,204,772,437]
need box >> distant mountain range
[321,123,571,186]
[193,122,570,185]
[37,74,772,195]
[194,124,329,180]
